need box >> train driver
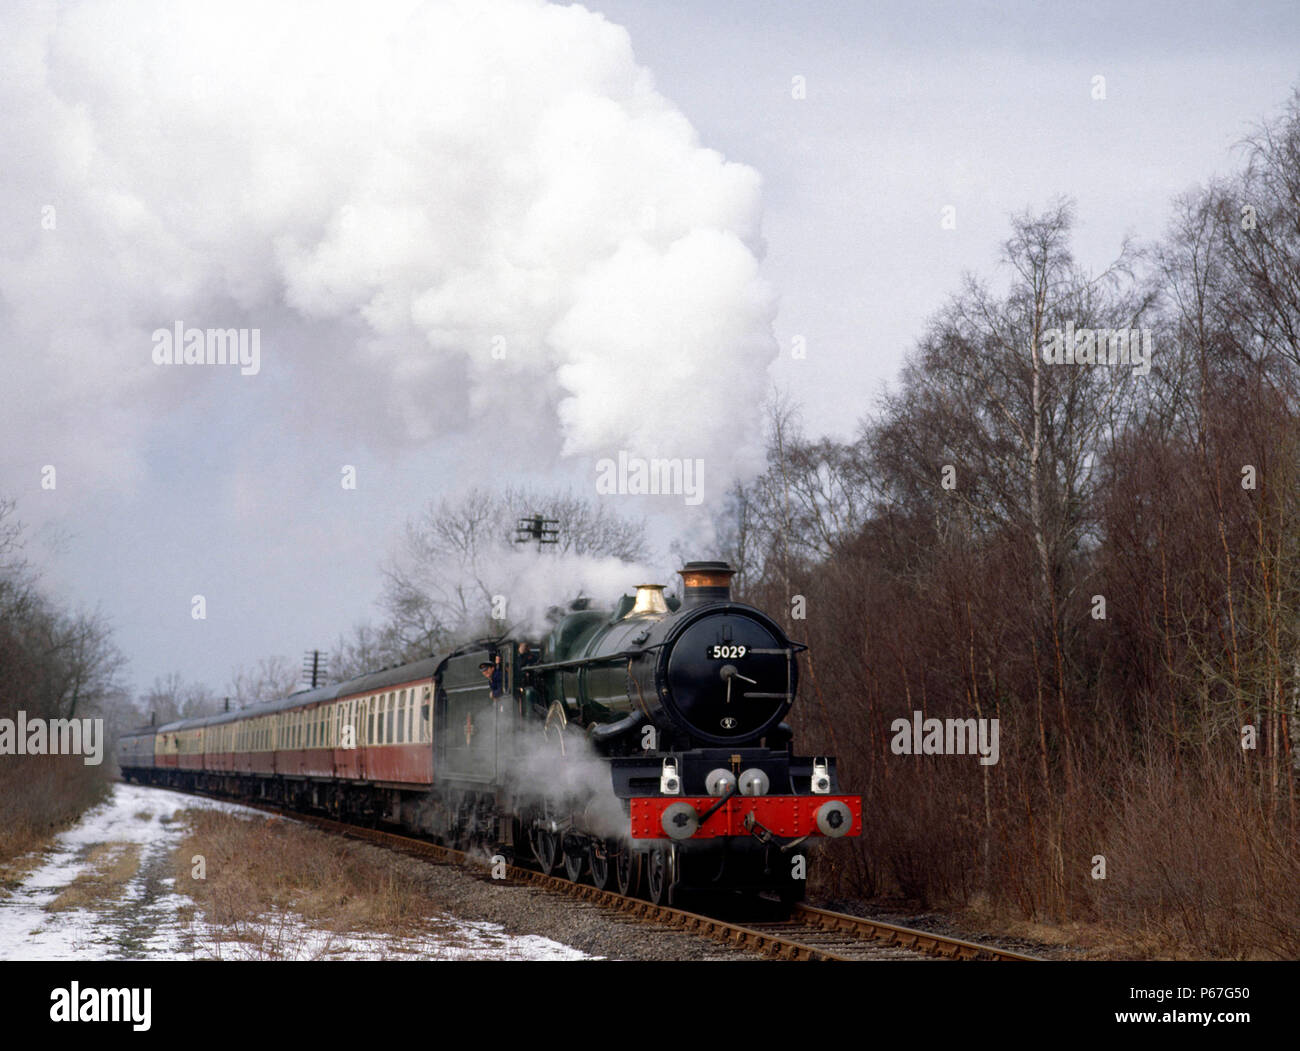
[478,658,503,699]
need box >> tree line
[714,90,1300,957]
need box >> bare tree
[226,656,301,708]
[329,621,417,681]
[140,672,223,724]
[381,487,648,650]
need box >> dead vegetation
[0,755,110,895]
[168,808,474,958]
[46,842,142,912]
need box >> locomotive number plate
[707,645,748,659]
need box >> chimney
[677,561,735,607]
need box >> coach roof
[152,655,443,735]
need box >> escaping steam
[1,0,777,491]
[510,719,629,843]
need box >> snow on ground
[0,782,590,961]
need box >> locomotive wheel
[614,846,641,897]
[562,836,587,883]
[530,825,560,874]
[588,839,614,891]
[645,847,671,906]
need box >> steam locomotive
[119,561,860,907]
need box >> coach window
[368,699,375,745]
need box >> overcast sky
[2,0,1298,699]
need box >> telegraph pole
[302,649,328,689]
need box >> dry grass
[0,754,110,897]
[169,809,469,959]
[46,842,142,912]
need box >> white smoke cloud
[1,0,776,494]
[394,538,663,641]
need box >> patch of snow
[0,782,591,961]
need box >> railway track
[140,782,1040,962]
